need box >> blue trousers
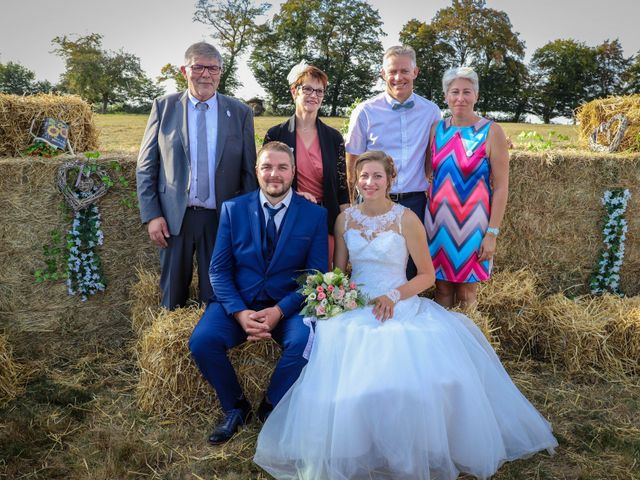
[189,301,310,412]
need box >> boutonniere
[226,109,231,118]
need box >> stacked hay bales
[501,150,639,296]
[0,334,23,405]
[576,94,640,153]
[0,155,156,357]
[0,94,99,157]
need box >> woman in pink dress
[425,67,510,308]
[263,62,349,264]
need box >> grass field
[94,113,581,153]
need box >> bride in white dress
[254,151,557,479]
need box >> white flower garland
[66,202,106,301]
[590,189,631,295]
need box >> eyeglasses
[188,64,222,75]
[297,85,325,97]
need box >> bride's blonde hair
[351,151,398,203]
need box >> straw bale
[500,150,640,296]
[130,269,161,336]
[0,333,23,405]
[0,155,155,356]
[477,268,541,353]
[0,93,99,157]
[537,293,640,375]
[136,306,280,419]
[576,94,640,153]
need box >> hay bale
[130,269,161,336]
[0,155,155,355]
[501,151,640,296]
[537,293,640,375]
[477,268,541,353]
[0,334,23,405]
[576,95,640,153]
[136,306,280,418]
[0,93,99,157]
[130,268,202,336]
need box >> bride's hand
[371,295,394,322]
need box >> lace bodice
[344,204,408,299]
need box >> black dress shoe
[208,406,252,445]
[257,397,273,423]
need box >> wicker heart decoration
[589,113,628,153]
[57,160,110,211]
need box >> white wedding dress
[254,204,557,480]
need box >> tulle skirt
[254,297,557,480]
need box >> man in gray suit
[137,42,257,309]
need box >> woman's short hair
[442,67,479,95]
[290,65,329,89]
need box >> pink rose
[315,305,326,316]
[316,286,324,292]
[327,285,335,292]
[346,300,357,310]
[317,292,326,300]
[350,282,357,290]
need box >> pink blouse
[295,131,324,203]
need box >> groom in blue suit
[189,141,328,445]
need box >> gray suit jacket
[136,91,258,235]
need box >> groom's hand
[250,307,284,335]
[235,309,271,341]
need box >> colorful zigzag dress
[425,117,493,283]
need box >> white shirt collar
[187,91,217,109]
[259,188,294,210]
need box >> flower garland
[590,189,631,295]
[66,196,106,301]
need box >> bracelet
[385,288,401,304]
[486,227,500,237]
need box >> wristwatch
[486,227,500,237]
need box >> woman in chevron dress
[425,67,509,308]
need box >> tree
[250,0,384,115]
[194,0,270,95]
[399,19,454,105]
[622,52,640,94]
[0,61,52,95]
[529,39,597,123]
[400,1,527,115]
[158,63,188,91]
[591,39,631,98]
[52,33,164,113]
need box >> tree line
[2,0,639,121]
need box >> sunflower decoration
[25,117,74,156]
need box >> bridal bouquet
[297,268,367,320]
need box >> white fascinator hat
[287,60,309,86]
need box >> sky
[1,0,638,99]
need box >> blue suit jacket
[209,189,328,318]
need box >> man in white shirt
[345,45,441,277]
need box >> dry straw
[537,293,640,375]
[477,268,541,354]
[0,333,23,405]
[576,94,640,153]
[136,306,280,419]
[0,93,99,157]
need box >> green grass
[94,113,581,153]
